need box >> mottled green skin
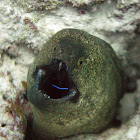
[27,29,123,139]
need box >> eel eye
[77,58,83,67]
[33,59,79,101]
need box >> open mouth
[33,59,79,101]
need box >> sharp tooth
[59,62,62,71]
[38,69,45,77]
[70,89,76,96]
[44,94,47,97]
[43,94,50,99]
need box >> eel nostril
[58,61,69,72]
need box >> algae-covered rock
[13,0,63,11]
[27,28,123,139]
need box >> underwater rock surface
[27,28,123,139]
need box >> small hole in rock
[2,95,8,100]
[1,123,6,127]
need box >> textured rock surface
[0,0,140,139]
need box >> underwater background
[0,0,140,140]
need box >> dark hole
[125,76,137,93]
[1,123,6,127]
[80,61,83,65]
[2,95,7,100]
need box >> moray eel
[27,29,123,139]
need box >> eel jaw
[33,59,79,102]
